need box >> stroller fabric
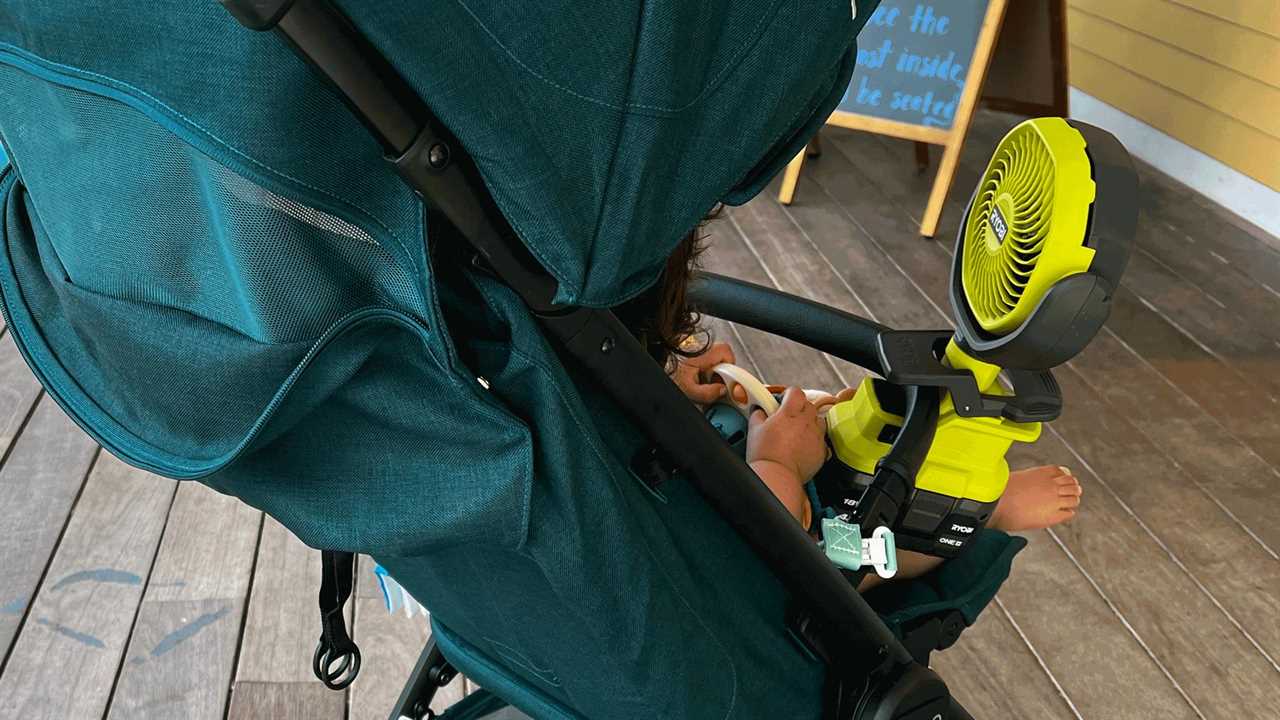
[0,2,1021,717]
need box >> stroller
[0,2,1136,718]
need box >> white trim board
[1068,88,1280,245]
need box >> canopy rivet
[427,142,450,169]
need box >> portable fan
[819,117,1139,558]
[962,119,1094,334]
[949,117,1139,370]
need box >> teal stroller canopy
[3,1,864,308]
[0,2,1022,718]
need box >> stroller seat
[0,2,1054,718]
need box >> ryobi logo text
[989,205,1009,244]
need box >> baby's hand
[746,387,828,482]
[672,341,736,404]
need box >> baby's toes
[1057,480,1083,498]
[1060,492,1082,511]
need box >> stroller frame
[221,1,973,718]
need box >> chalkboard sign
[840,0,989,130]
[779,0,1011,238]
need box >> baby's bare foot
[988,465,1082,532]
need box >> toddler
[615,217,1081,586]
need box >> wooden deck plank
[0,330,42,463]
[1011,424,1280,715]
[703,220,844,391]
[929,606,1079,720]
[0,452,176,719]
[721,203,869,388]
[1033,356,1280,661]
[1131,221,1280,349]
[227,681,346,720]
[997,526,1200,719]
[1096,286,1280,471]
[349,556,465,720]
[110,599,244,720]
[1127,153,1280,303]
[1068,320,1280,552]
[0,397,100,660]
[107,482,262,720]
[1119,247,1280,403]
[1142,173,1280,288]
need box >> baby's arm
[748,459,813,529]
[746,385,952,590]
[745,387,828,528]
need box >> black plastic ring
[313,640,362,690]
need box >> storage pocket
[0,81,535,556]
[1,171,533,554]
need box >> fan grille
[962,123,1059,333]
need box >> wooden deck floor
[2,110,1279,719]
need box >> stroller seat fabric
[0,2,1020,717]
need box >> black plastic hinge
[899,610,968,666]
[876,329,1063,422]
[876,330,1001,419]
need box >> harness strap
[313,550,362,690]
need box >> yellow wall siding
[1071,0,1280,87]
[1066,0,1280,191]
[1070,50,1280,190]
[1069,9,1280,137]
[1167,0,1280,40]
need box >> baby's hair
[615,207,721,371]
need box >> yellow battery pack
[826,341,1041,505]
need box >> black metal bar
[277,0,426,154]
[690,273,887,373]
[220,1,972,717]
